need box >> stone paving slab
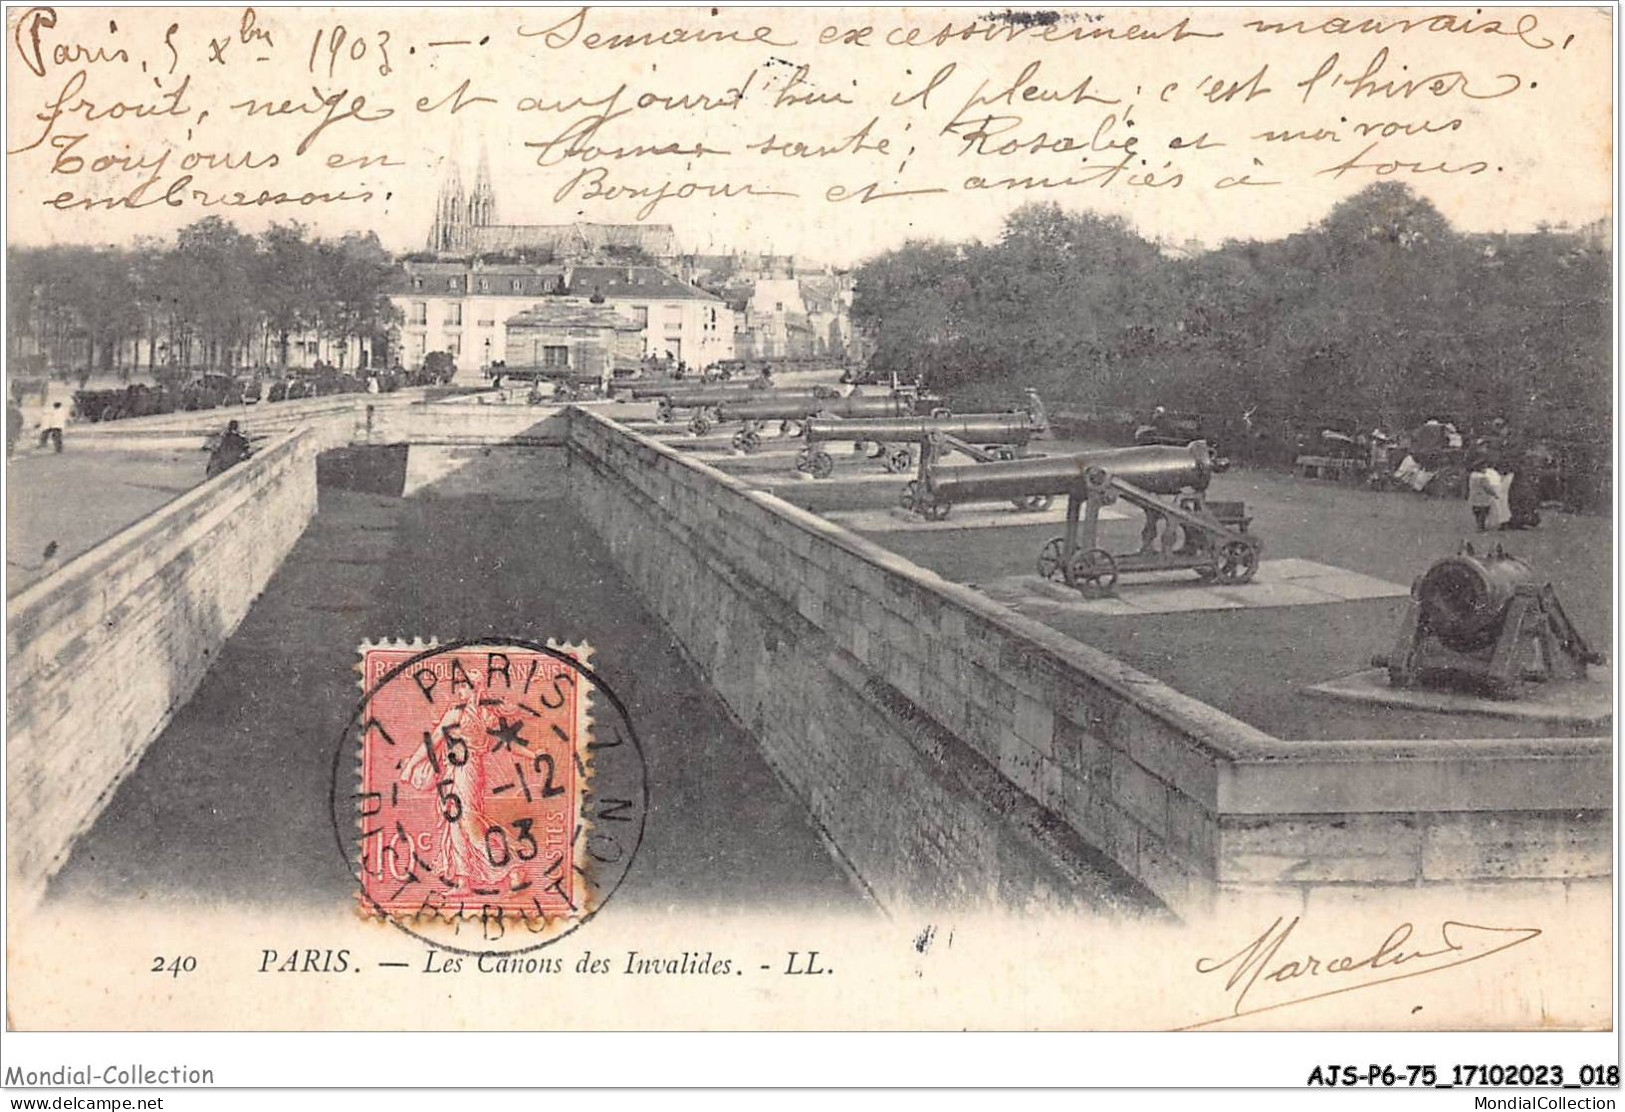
[975,559,1408,616]
[49,491,874,912]
[1304,668,1613,729]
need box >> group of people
[7,392,253,478]
[1467,456,1543,532]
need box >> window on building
[446,303,463,326]
[478,278,489,292]
[413,277,423,290]
[631,306,649,328]
[512,279,523,292]
[446,335,461,357]
[477,318,495,327]
[410,302,427,325]
[542,345,569,367]
[448,277,459,291]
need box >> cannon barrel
[710,392,841,422]
[926,442,1215,504]
[803,414,1030,445]
[713,392,917,423]
[1414,550,1539,651]
[818,394,919,420]
[631,384,761,405]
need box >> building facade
[503,302,643,386]
[391,260,733,374]
[396,155,727,376]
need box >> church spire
[428,155,467,254]
[469,141,497,229]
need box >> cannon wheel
[1212,538,1261,584]
[1036,537,1067,581]
[1067,548,1118,597]
[808,450,835,479]
[689,412,713,436]
[1011,495,1053,513]
[731,428,761,453]
[885,448,914,474]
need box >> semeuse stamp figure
[357,643,589,926]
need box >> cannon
[701,389,934,448]
[626,381,755,416]
[624,382,735,400]
[649,385,844,429]
[800,392,1050,482]
[1373,544,1601,698]
[923,441,1260,596]
[798,413,1041,478]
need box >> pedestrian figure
[206,419,253,478]
[1467,458,1504,532]
[37,402,65,452]
[1503,458,1543,530]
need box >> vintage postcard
[1,0,1617,1086]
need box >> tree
[258,222,320,367]
[320,232,401,367]
[847,185,1611,496]
[172,217,257,368]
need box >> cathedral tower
[427,157,467,254]
[468,143,497,229]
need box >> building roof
[570,265,721,302]
[392,261,718,302]
[505,302,643,331]
[465,222,677,260]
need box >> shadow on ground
[50,452,887,915]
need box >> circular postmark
[328,638,647,956]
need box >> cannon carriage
[922,441,1260,597]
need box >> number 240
[151,955,197,977]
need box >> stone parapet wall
[562,408,1612,917]
[6,430,321,908]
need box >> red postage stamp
[355,641,592,925]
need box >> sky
[4,5,1615,265]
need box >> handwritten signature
[1184,915,1541,1029]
